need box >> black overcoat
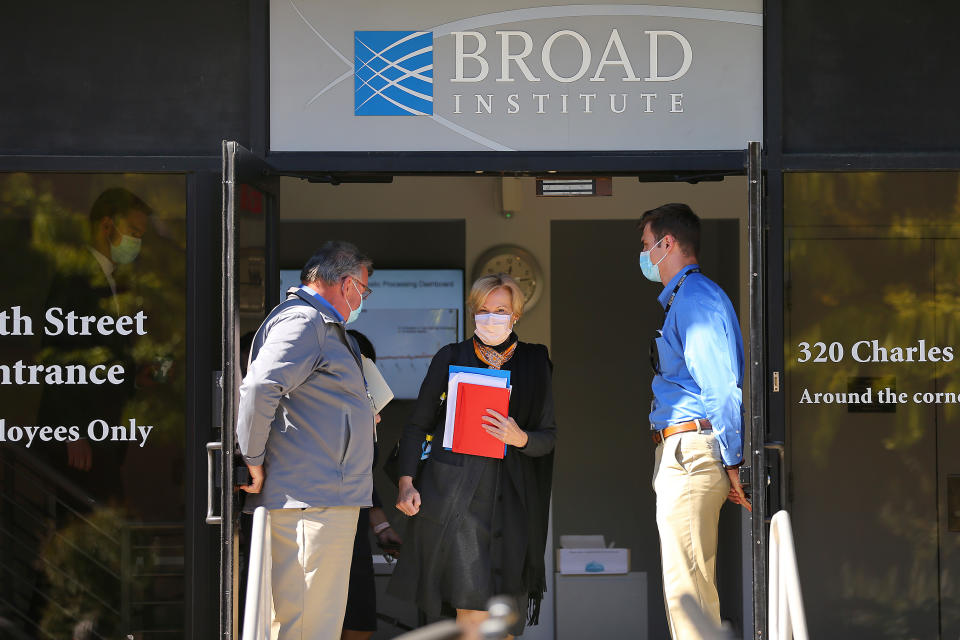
[387,337,556,629]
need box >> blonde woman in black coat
[388,273,556,638]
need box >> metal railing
[1,446,185,638]
[237,513,516,640]
[395,596,517,640]
[768,510,808,640]
[0,446,116,638]
[677,595,736,640]
[241,506,272,640]
[239,505,801,640]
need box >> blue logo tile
[354,31,434,116]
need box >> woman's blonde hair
[467,273,526,319]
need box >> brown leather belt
[651,419,712,444]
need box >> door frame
[746,141,770,639]
[216,144,771,639]
[184,170,226,640]
[216,140,280,640]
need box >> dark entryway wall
[3,0,958,160]
[6,0,957,160]
[278,220,465,273]
[1,0,253,156]
[779,0,960,154]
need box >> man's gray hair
[300,241,373,286]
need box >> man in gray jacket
[237,241,375,640]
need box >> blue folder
[449,364,511,385]
[445,365,511,452]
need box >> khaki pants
[270,506,360,640]
[653,430,730,640]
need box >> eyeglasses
[348,277,373,300]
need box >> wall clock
[472,244,544,311]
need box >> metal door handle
[764,441,786,521]
[206,441,222,525]
[740,442,786,523]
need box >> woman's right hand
[396,476,422,516]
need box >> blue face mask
[345,279,363,324]
[638,236,668,283]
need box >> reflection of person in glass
[389,274,556,639]
[637,203,749,639]
[28,187,155,640]
[38,187,152,501]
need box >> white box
[557,548,630,575]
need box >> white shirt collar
[88,246,115,279]
[87,247,119,316]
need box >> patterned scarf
[473,338,517,369]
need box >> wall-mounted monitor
[280,269,464,399]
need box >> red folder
[451,382,510,459]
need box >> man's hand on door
[240,464,265,493]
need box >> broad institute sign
[270,1,762,151]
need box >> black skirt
[389,339,555,636]
[388,453,528,636]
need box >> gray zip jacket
[236,288,374,511]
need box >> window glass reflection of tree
[0,174,187,639]
[784,172,960,639]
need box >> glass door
[0,173,190,638]
[783,171,960,639]
[211,141,279,640]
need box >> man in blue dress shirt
[638,203,751,639]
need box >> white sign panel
[270,1,762,152]
[281,269,463,399]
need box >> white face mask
[110,234,142,264]
[474,313,513,346]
